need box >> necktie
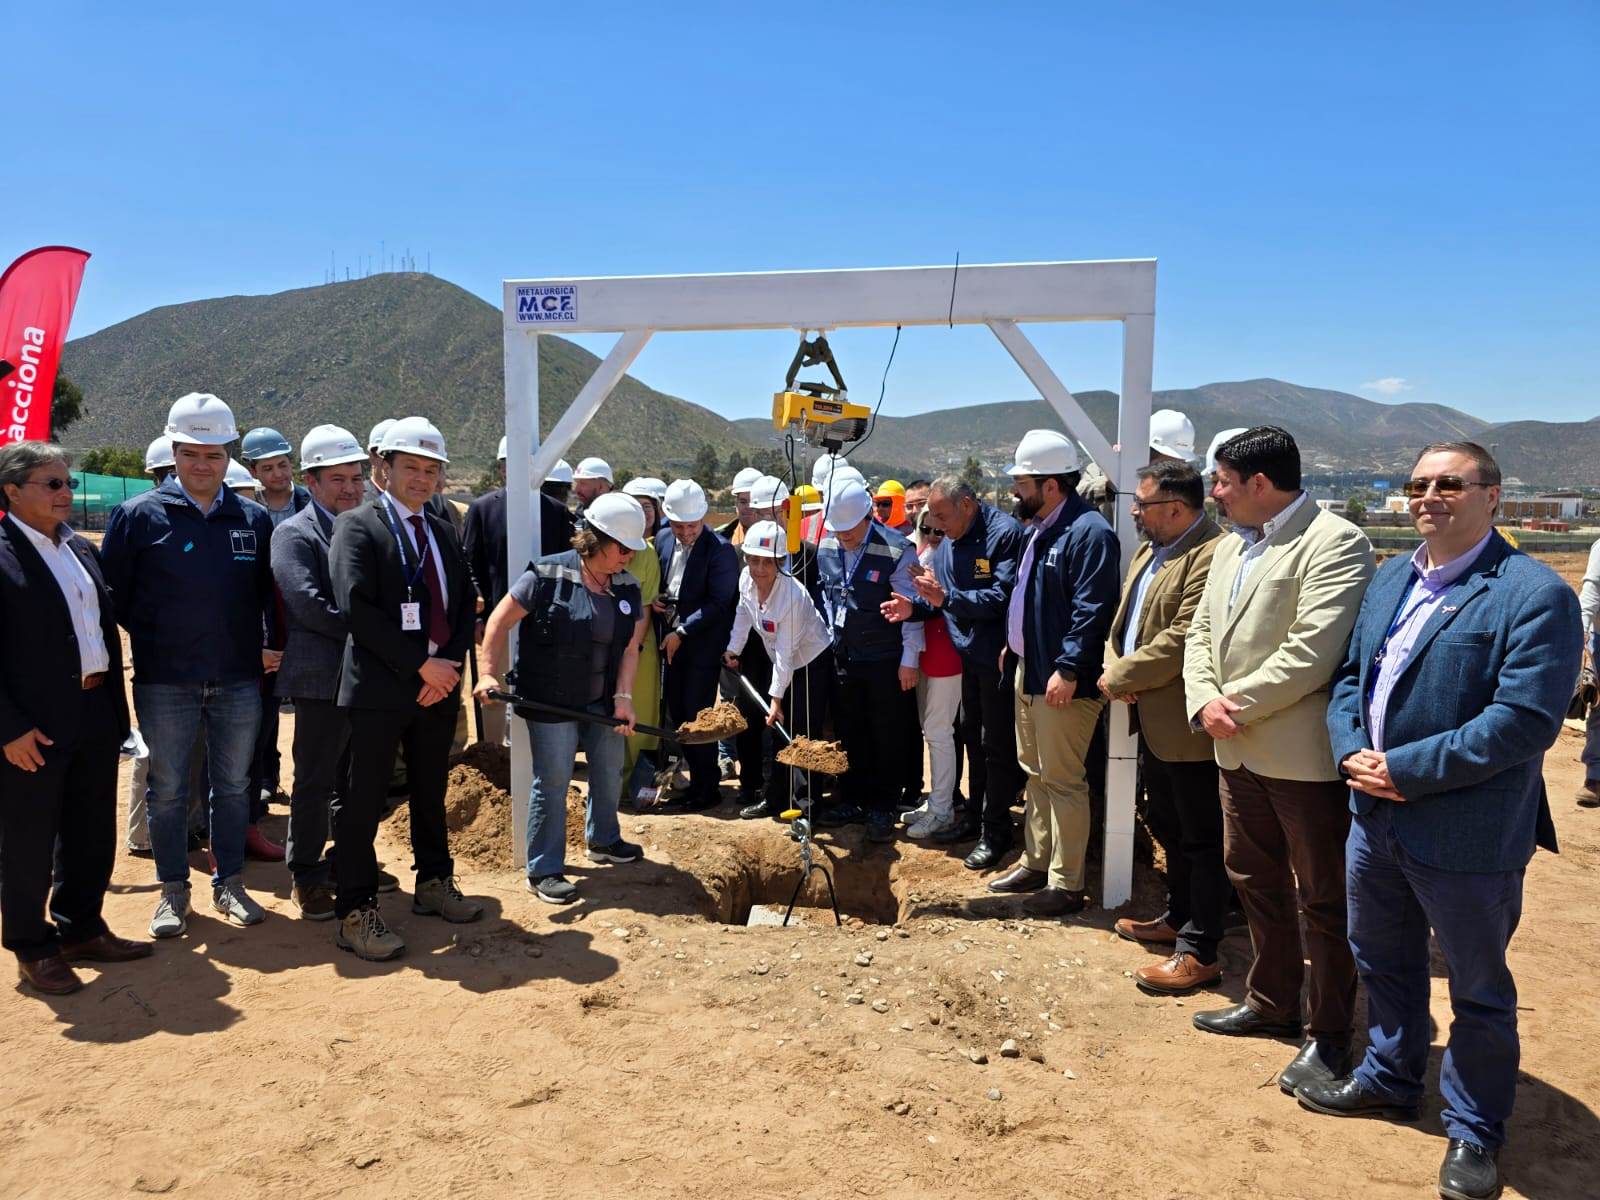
[406,514,452,646]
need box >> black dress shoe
[986,865,1047,894]
[813,804,865,828]
[1278,1037,1353,1095]
[963,839,1010,871]
[1438,1138,1500,1200]
[1191,1002,1303,1039]
[1022,887,1085,917]
[930,813,980,844]
[1294,1075,1421,1122]
[738,796,772,820]
[667,789,720,813]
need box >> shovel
[485,690,727,745]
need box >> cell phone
[907,562,928,579]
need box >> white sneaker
[906,812,959,840]
[150,882,191,938]
[212,875,266,926]
[900,799,931,826]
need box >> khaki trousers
[1014,674,1103,891]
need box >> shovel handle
[486,690,681,744]
[731,671,792,743]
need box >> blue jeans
[525,707,625,879]
[134,681,261,885]
[1347,804,1525,1150]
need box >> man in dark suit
[1303,441,1581,1200]
[329,417,484,962]
[654,478,738,810]
[0,442,150,996]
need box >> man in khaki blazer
[1182,427,1375,1101]
[1097,461,1227,995]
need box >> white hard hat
[301,424,368,470]
[1205,427,1250,476]
[823,480,874,532]
[144,435,175,472]
[742,520,786,558]
[225,458,261,491]
[638,477,668,501]
[729,466,763,495]
[546,458,574,485]
[820,466,866,500]
[367,418,397,452]
[379,416,449,463]
[750,474,790,510]
[811,453,854,488]
[496,436,508,461]
[662,478,708,523]
[1149,409,1197,462]
[165,392,239,446]
[574,456,613,483]
[622,477,657,500]
[1005,429,1080,476]
[584,493,648,551]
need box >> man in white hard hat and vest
[328,416,483,960]
[986,429,1120,916]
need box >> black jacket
[329,498,478,710]
[1012,492,1121,694]
[912,502,1024,669]
[0,515,130,748]
[462,488,575,615]
[655,526,738,662]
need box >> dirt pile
[677,700,746,741]
[777,736,850,774]
[388,743,514,870]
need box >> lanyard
[380,496,432,601]
[1370,576,1441,677]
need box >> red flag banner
[0,245,90,446]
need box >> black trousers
[335,696,457,918]
[960,658,1023,844]
[1,685,119,961]
[249,685,280,821]
[763,649,833,809]
[663,649,722,800]
[731,642,776,801]
[833,656,910,814]
[1142,749,1229,964]
[287,697,349,886]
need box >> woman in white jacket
[722,520,833,819]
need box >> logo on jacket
[867,569,881,583]
[974,557,992,579]
[230,529,258,559]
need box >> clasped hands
[1343,748,1404,801]
[418,656,462,706]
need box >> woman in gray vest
[475,494,652,906]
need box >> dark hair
[1214,426,1300,492]
[1413,441,1501,487]
[571,525,622,559]
[0,440,71,491]
[1045,471,1081,495]
[906,479,932,492]
[1136,460,1204,509]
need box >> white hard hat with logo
[1149,409,1198,462]
[379,416,449,463]
[1205,427,1251,477]
[301,424,368,470]
[742,520,786,558]
[225,458,261,491]
[546,458,574,485]
[823,480,874,532]
[166,393,239,446]
[574,456,613,483]
[1005,429,1081,476]
[749,475,790,510]
[729,466,763,495]
[662,478,708,523]
[366,418,396,452]
[584,493,648,551]
[144,435,176,472]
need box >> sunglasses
[1402,475,1491,499]
[921,526,944,539]
[873,498,894,509]
[18,476,79,492]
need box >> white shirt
[383,491,450,653]
[1582,537,1600,644]
[1230,491,1309,609]
[666,536,691,601]
[727,570,833,698]
[15,519,110,676]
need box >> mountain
[59,273,754,473]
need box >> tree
[1344,494,1367,524]
[960,455,985,494]
[692,442,720,485]
[751,448,789,478]
[614,466,636,489]
[471,467,501,496]
[724,448,748,478]
[50,373,83,438]
[79,446,146,478]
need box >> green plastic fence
[70,472,154,525]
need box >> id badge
[401,602,422,631]
[834,604,847,629]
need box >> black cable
[844,323,901,462]
[947,251,960,328]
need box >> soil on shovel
[677,700,747,741]
[775,736,850,775]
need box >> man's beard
[1013,492,1042,521]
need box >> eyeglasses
[1128,496,1179,511]
[1402,475,1491,499]
[873,498,894,509]
[17,476,79,492]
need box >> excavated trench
[693,834,904,927]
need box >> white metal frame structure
[500,259,1156,905]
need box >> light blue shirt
[177,481,223,515]
[1122,512,1204,656]
[1229,491,1309,609]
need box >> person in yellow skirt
[621,478,663,798]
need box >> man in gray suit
[272,426,371,920]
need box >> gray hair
[927,476,978,505]
[0,440,71,491]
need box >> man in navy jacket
[1302,442,1581,1200]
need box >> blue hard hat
[240,426,293,462]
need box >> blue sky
[10,3,1596,423]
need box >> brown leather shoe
[1136,950,1222,994]
[61,933,154,963]
[17,955,84,995]
[292,883,337,922]
[1023,887,1086,917]
[1114,915,1180,945]
[986,865,1048,894]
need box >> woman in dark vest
[475,493,651,905]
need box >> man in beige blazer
[1098,460,1227,995]
[1182,427,1374,1099]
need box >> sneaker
[292,883,337,921]
[150,882,191,938]
[719,756,737,781]
[212,875,266,926]
[336,905,405,961]
[413,875,484,923]
[586,839,643,865]
[906,812,959,840]
[900,799,931,826]
[529,874,578,905]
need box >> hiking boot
[150,882,191,938]
[529,874,578,905]
[413,876,484,923]
[292,883,337,922]
[336,905,405,961]
[212,876,266,926]
[586,839,643,865]
[376,867,400,893]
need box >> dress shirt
[382,491,450,653]
[1581,537,1600,652]
[1122,512,1205,656]
[666,537,691,601]
[177,481,224,515]
[1229,490,1310,608]
[1366,529,1494,752]
[727,571,832,697]
[1006,497,1069,656]
[15,519,110,675]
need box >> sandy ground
[4,554,1599,1198]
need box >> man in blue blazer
[1302,442,1581,1200]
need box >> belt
[82,672,107,691]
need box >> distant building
[1500,494,1584,521]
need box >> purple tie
[407,515,451,646]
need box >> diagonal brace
[987,319,1116,477]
